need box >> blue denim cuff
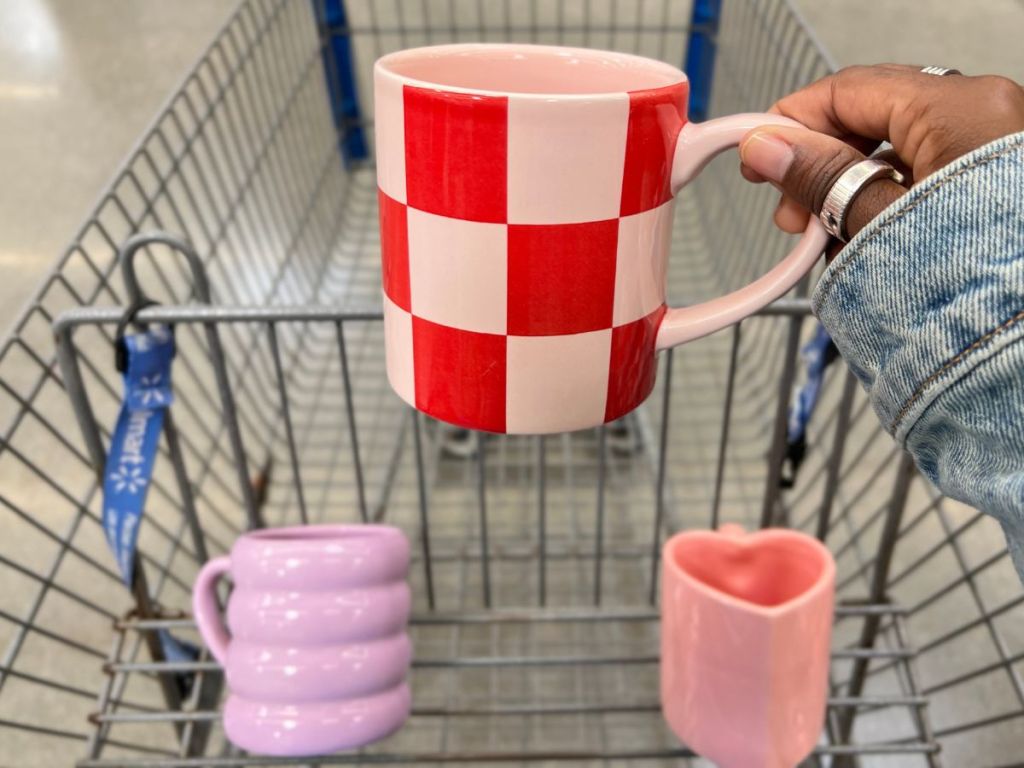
[812,131,1024,445]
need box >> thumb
[739,127,906,240]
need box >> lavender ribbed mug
[192,525,412,756]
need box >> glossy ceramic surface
[661,525,835,768]
[193,525,412,756]
[375,43,828,435]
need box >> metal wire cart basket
[1,1,1022,766]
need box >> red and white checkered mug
[375,44,828,434]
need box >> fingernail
[740,132,794,183]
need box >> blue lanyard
[787,324,835,445]
[782,324,838,488]
[104,325,176,583]
[103,325,199,671]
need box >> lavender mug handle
[656,113,831,349]
[193,555,232,665]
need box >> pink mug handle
[192,555,232,665]
[656,113,830,349]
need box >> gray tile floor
[0,0,236,328]
[793,0,1024,82]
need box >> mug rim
[242,524,404,543]
[375,42,688,100]
[662,527,836,618]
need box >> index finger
[769,64,946,154]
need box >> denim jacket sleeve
[812,131,1024,579]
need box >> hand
[738,65,1024,241]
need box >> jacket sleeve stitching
[890,307,1024,434]
[814,139,1024,309]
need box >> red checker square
[605,305,666,423]
[379,189,410,311]
[412,316,507,433]
[403,85,508,223]
[507,219,619,336]
[620,83,688,216]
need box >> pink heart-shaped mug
[661,524,835,768]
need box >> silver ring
[921,66,962,76]
[819,159,905,241]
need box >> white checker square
[613,200,674,326]
[383,294,415,406]
[506,330,612,434]
[507,94,629,225]
[408,207,507,335]
[374,69,406,203]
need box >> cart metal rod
[335,321,368,523]
[887,504,982,589]
[0,663,150,710]
[830,499,890,565]
[0,607,107,660]
[0,494,122,585]
[58,311,250,520]
[108,644,914,675]
[891,613,940,768]
[273,319,354,529]
[0,719,175,756]
[161,413,210,564]
[1,451,189,592]
[710,322,741,528]
[228,4,324,279]
[410,411,436,610]
[648,347,674,604]
[54,305,385,329]
[835,451,917,756]
[0,552,116,620]
[86,622,128,759]
[369,407,412,523]
[931,708,1024,739]
[53,319,244,539]
[267,321,308,523]
[917,592,1024,655]
[923,648,1024,696]
[92,694,929,725]
[759,300,804,527]
[57,262,369,534]
[335,23,693,36]
[476,432,492,608]
[75,741,939,767]
[537,435,547,606]
[829,445,901,539]
[853,613,1023,686]
[909,548,1006,616]
[53,297,812,331]
[117,601,904,632]
[124,233,261,528]
[815,369,858,542]
[592,426,607,605]
[926,491,1024,708]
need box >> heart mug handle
[656,113,829,350]
[192,555,232,665]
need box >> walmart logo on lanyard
[102,324,198,670]
[103,325,175,582]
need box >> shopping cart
[1,1,1021,766]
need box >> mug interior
[246,525,395,543]
[672,535,828,608]
[377,43,685,95]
